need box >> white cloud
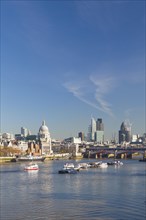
[63,73,115,117]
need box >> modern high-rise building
[95,118,104,143]
[95,131,104,143]
[78,132,84,141]
[96,118,104,131]
[87,125,91,141]
[21,127,28,137]
[119,121,131,144]
[88,117,104,143]
[91,117,96,141]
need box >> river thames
[0,159,146,220]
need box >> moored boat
[139,158,146,162]
[58,168,78,174]
[115,160,123,165]
[63,163,75,169]
[107,160,123,166]
[11,155,46,162]
[98,162,108,168]
[77,162,90,169]
[24,163,39,171]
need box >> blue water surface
[0,159,146,220]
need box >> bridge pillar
[127,154,132,159]
[96,153,100,159]
[99,153,102,159]
[121,153,127,159]
[117,154,122,159]
[143,150,146,159]
[114,150,117,159]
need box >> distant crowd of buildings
[0,118,146,156]
[78,117,146,145]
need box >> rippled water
[0,159,146,220]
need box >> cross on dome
[42,120,45,126]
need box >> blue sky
[1,0,145,141]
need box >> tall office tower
[87,125,91,141]
[119,121,131,144]
[95,131,104,144]
[96,118,104,131]
[78,132,84,141]
[91,117,96,141]
[21,127,28,137]
[143,133,146,143]
[28,130,31,136]
[95,118,104,143]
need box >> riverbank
[0,155,143,164]
[0,157,14,163]
[0,154,83,164]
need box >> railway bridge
[84,147,146,159]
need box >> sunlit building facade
[38,120,52,154]
[119,121,131,144]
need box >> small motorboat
[88,161,102,168]
[107,160,123,166]
[98,162,108,168]
[107,161,116,165]
[74,164,81,171]
[139,158,146,162]
[114,160,123,166]
[77,163,90,169]
[63,163,75,169]
[24,163,39,171]
[58,168,78,174]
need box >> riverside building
[38,120,53,155]
[78,132,85,141]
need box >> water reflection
[26,170,39,176]
[0,160,146,220]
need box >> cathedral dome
[39,121,49,133]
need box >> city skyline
[1,117,144,143]
[1,1,145,140]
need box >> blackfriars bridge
[84,147,146,159]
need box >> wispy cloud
[63,73,116,117]
[90,74,115,116]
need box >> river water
[0,159,146,220]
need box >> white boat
[95,161,103,166]
[114,160,123,166]
[98,162,108,168]
[12,155,45,162]
[24,163,39,171]
[78,163,90,169]
[63,163,75,169]
[88,161,102,168]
